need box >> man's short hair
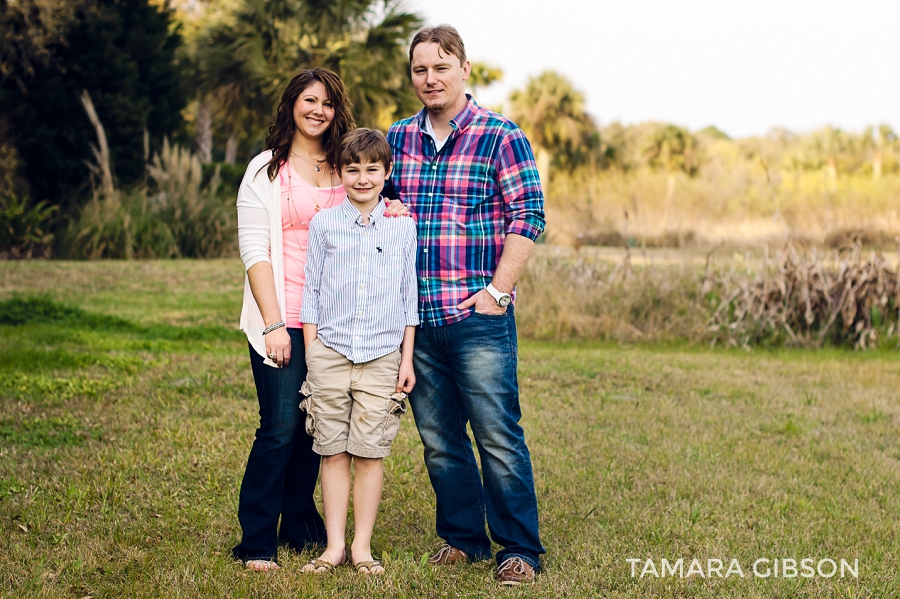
[409,24,467,66]
[335,128,393,172]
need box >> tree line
[1,0,897,258]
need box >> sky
[407,0,899,139]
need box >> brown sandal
[354,560,385,575]
[301,557,341,574]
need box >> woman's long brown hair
[263,68,355,181]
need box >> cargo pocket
[298,381,317,438]
[378,392,407,447]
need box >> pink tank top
[280,163,345,328]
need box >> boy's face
[341,160,392,206]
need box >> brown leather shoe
[496,557,535,585]
[428,543,468,565]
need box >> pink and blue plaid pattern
[387,97,546,328]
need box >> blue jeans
[232,328,326,563]
[410,306,544,570]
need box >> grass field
[1,258,898,598]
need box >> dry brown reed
[707,243,900,350]
[79,89,115,200]
[516,245,899,350]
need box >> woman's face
[292,81,335,141]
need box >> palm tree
[467,62,503,96]
[871,124,897,180]
[791,126,853,192]
[295,0,422,130]
[642,124,699,210]
[192,0,304,162]
[507,71,599,185]
[192,0,422,161]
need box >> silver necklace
[290,149,326,172]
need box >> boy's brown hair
[335,128,393,172]
[409,24,467,66]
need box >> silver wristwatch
[486,283,512,308]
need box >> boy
[299,128,418,575]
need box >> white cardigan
[237,150,286,367]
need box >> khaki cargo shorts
[300,339,407,458]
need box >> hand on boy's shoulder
[382,208,416,231]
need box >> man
[386,24,546,585]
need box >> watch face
[498,295,511,307]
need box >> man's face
[410,42,471,115]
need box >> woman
[232,68,354,571]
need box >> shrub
[69,188,179,259]
[146,141,236,258]
[202,162,244,199]
[0,192,57,259]
[67,141,236,259]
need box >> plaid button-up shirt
[387,96,545,328]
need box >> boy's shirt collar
[340,195,387,227]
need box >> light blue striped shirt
[301,199,419,364]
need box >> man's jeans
[410,306,545,570]
[232,329,326,563]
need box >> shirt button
[428,193,433,197]
[361,257,367,263]
[432,164,437,170]
[360,284,365,289]
[423,248,428,253]
[426,220,430,225]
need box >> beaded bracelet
[262,321,285,336]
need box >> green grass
[1,259,898,598]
